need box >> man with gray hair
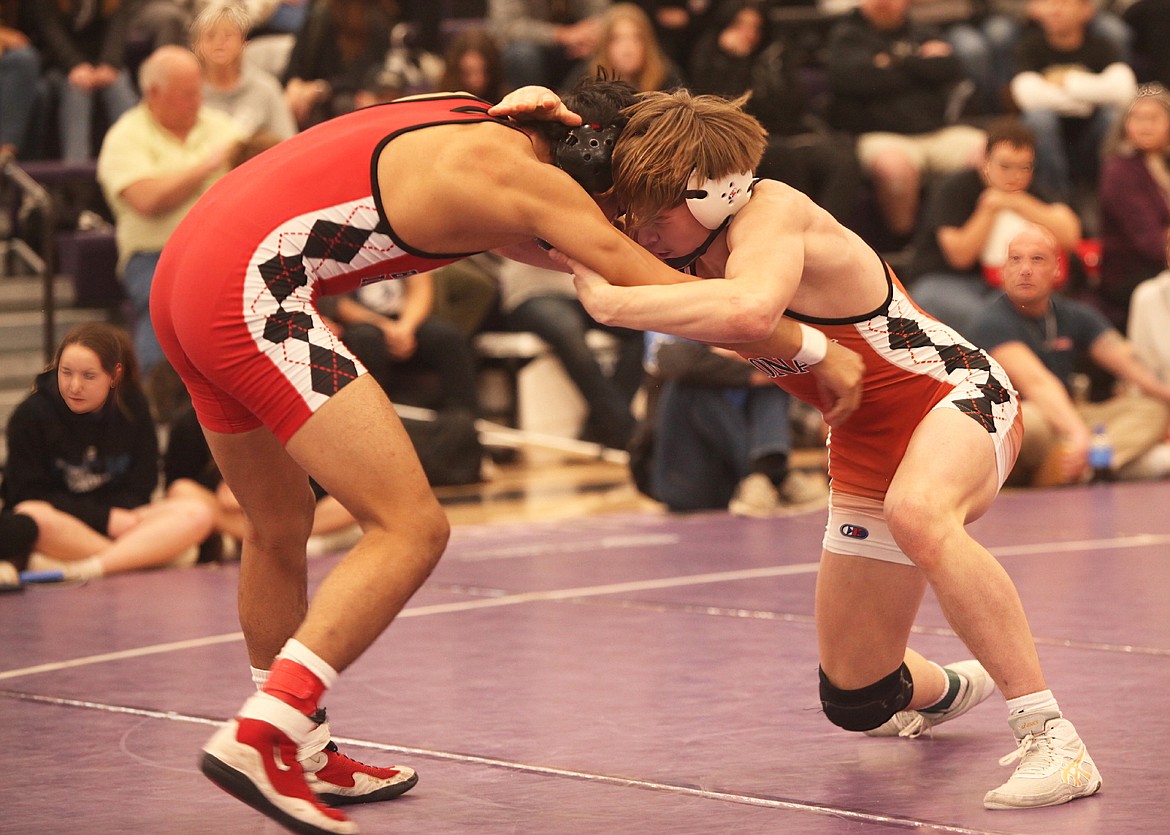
[97,44,243,380]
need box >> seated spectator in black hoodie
[1,323,212,581]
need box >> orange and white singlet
[151,95,506,443]
[737,263,1022,503]
[736,262,1022,563]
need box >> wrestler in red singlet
[151,95,511,443]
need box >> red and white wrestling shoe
[302,740,418,806]
[201,712,357,835]
[297,711,418,806]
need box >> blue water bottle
[1088,424,1114,483]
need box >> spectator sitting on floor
[0,323,213,581]
[968,225,1170,486]
[907,117,1081,336]
[636,332,827,515]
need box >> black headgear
[554,122,622,195]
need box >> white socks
[62,556,104,581]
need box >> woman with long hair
[439,28,507,101]
[1095,83,1170,329]
[562,3,684,93]
[1,323,213,581]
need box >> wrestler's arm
[561,186,802,344]
[558,186,866,424]
[484,150,696,287]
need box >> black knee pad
[819,663,914,732]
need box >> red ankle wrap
[263,657,327,715]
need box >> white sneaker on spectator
[729,473,781,517]
[779,470,829,505]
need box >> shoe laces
[322,741,361,767]
[999,730,1058,774]
[896,713,929,738]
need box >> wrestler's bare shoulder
[380,115,536,183]
[751,181,890,318]
[750,179,815,218]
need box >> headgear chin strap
[555,123,622,195]
[684,170,755,230]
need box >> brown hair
[585,3,672,93]
[613,89,767,230]
[439,28,505,101]
[984,117,1036,154]
[50,322,143,417]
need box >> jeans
[1019,106,1117,202]
[123,251,165,376]
[651,383,794,512]
[506,294,644,449]
[0,45,41,153]
[341,317,480,413]
[57,70,139,162]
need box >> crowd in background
[3,0,1170,582]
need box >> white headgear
[684,170,755,230]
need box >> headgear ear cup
[684,170,756,230]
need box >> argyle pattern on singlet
[251,213,390,398]
[881,314,1013,435]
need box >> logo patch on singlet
[840,524,870,540]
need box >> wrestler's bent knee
[819,663,914,732]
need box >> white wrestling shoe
[983,711,1102,810]
[866,660,996,738]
